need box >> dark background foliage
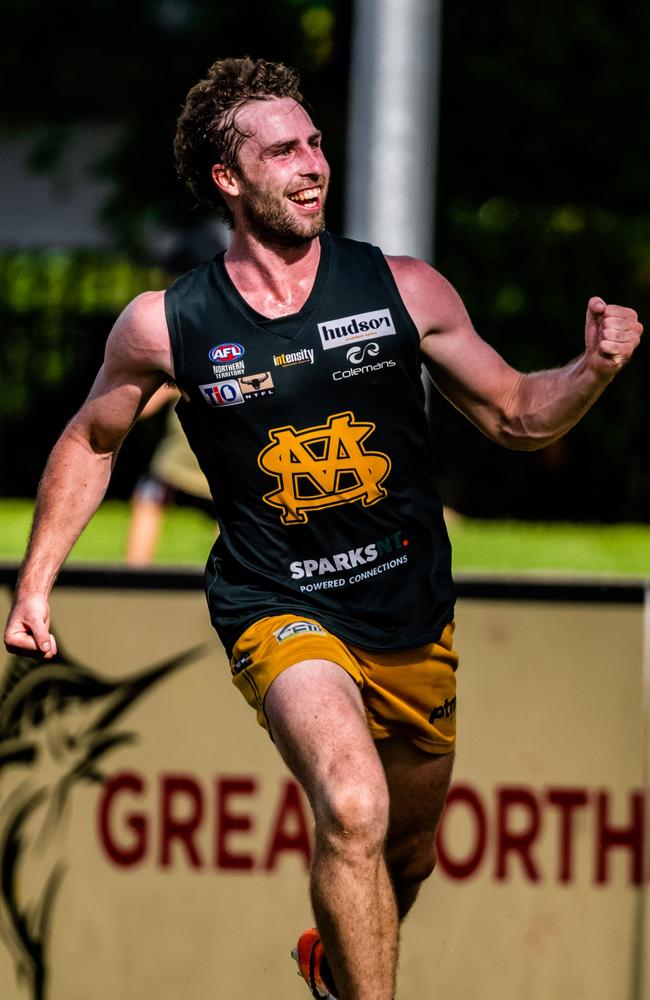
[434,3,650,519]
[1,1,648,518]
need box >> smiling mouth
[287,186,322,210]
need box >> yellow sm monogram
[258,411,391,525]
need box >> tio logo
[199,379,244,407]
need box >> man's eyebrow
[261,131,322,156]
[262,138,298,156]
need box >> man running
[4,57,643,1000]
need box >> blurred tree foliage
[0,253,172,495]
[434,2,650,520]
[1,0,346,248]
[0,0,347,497]
[0,0,648,518]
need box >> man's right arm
[4,290,173,659]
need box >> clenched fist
[584,297,643,371]
[4,593,58,660]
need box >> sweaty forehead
[235,97,316,151]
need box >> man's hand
[4,594,58,660]
[584,297,643,372]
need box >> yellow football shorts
[230,613,458,754]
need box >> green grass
[1,499,649,577]
[448,517,650,578]
[0,499,216,567]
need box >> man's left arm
[388,257,643,451]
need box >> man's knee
[316,780,390,857]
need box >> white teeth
[288,187,320,203]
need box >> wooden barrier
[0,568,647,1000]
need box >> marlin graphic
[0,635,206,1000]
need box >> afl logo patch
[209,342,245,364]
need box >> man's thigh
[229,614,458,754]
[229,613,364,733]
[264,658,390,825]
[376,738,454,857]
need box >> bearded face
[218,98,330,248]
[237,166,329,248]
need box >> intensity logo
[258,411,391,525]
[273,348,314,367]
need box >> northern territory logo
[258,410,391,525]
[318,308,395,351]
[209,342,245,377]
[200,371,274,406]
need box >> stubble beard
[240,180,327,249]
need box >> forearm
[500,353,614,451]
[6,289,172,659]
[16,424,117,597]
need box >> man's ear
[211,163,240,198]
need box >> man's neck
[224,231,322,319]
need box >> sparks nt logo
[258,411,391,525]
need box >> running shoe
[292,928,338,999]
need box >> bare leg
[376,739,454,919]
[125,497,165,565]
[265,660,398,1000]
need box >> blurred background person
[125,385,216,565]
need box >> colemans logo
[258,411,391,525]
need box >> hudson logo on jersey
[258,410,390,525]
[318,308,395,351]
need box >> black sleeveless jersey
[165,232,455,655]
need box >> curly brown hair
[174,56,303,224]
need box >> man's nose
[299,145,327,177]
